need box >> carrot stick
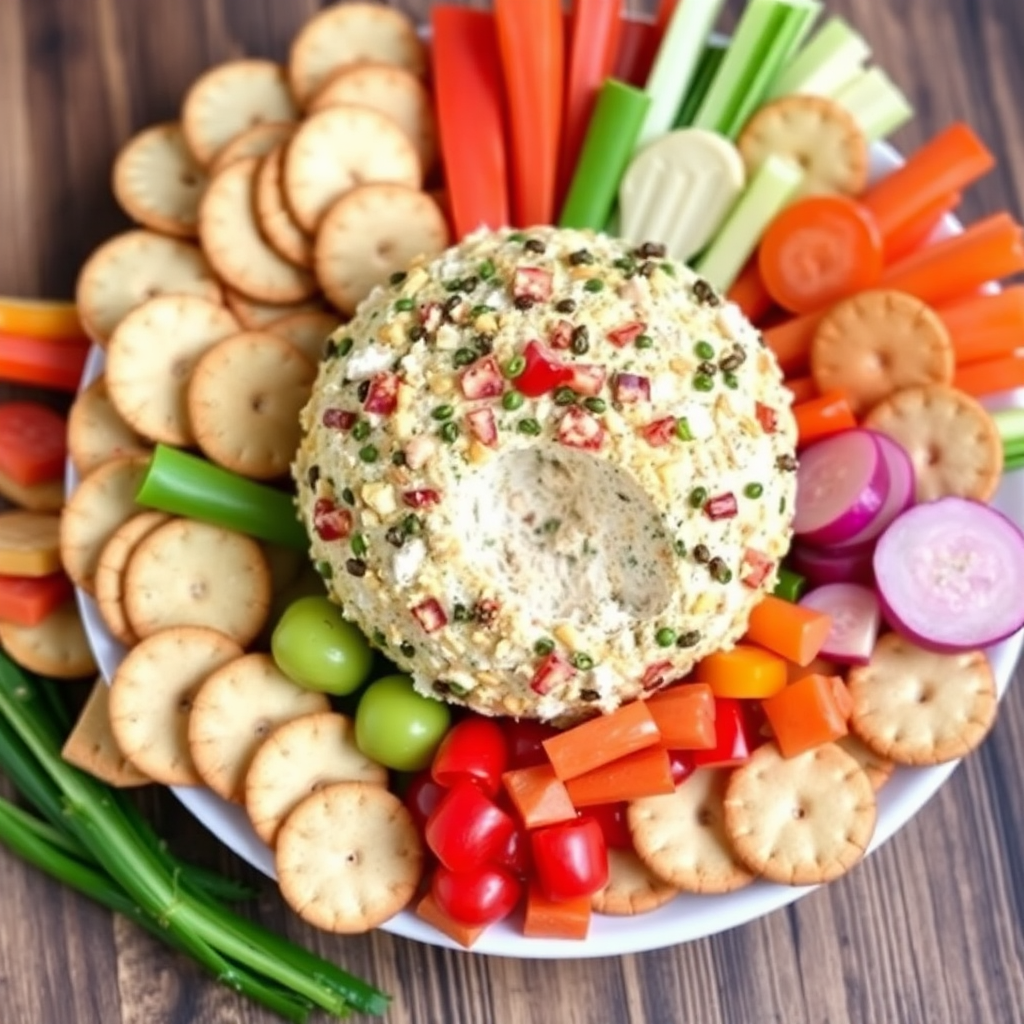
[564,746,675,807]
[431,7,511,238]
[0,573,73,628]
[882,191,961,264]
[645,683,717,750]
[523,883,591,940]
[0,298,84,341]
[785,375,818,404]
[495,0,564,227]
[861,124,994,245]
[939,286,1024,365]
[879,213,1024,307]
[761,674,848,758]
[613,19,661,86]
[793,390,856,447]
[416,891,488,949]
[0,331,89,392]
[954,355,1024,398]
[542,700,659,781]
[558,0,622,209]
[727,260,775,323]
[745,595,834,667]
[763,311,824,376]
[502,764,577,828]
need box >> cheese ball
[294,227,798,722]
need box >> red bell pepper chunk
[606,321,646,348]
[321,408,357,431]
[0,403,67,486]
[585,801,633,850]
[512,267,554,304]
[466,407,498,447]
[704,492,738,521]
[557,406,605,450]
[756,402,779,433]
[517,340,573,397]
[566,363,607,397]
[425,780,518,873]
[531,817,608,902]
[613,372,651,404]
[431,862,523,928]
[690,698,759,768]
[412,598,448,633]
[0,573,73,628]
[667,750,696,785]
[741,548,775,589]
[641,417,677,447]
[312,499,352,541]
[530,652,576,695]
[460,355,505,400]
[402,489,441,509]
[502,718,560,769]
[363,372,400,415]
[433,717,509,794]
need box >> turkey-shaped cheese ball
[294,227,798,722]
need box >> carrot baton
[727,259,776,323]
[763,310,825,376]
[0,332,89,392]
[939,286,1024,365]
[882,191,961,265]
[793,390,857,448]
[0,297,85,342]
[954,355,1024,399]
[785,375,818,404]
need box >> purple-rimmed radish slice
[793,430,890,546]
[874,497,1024,652]
[799,583,881,665]
[789,542,875,586]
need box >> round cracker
[275,781,422,932]
[848,633,997,766]
[105,294,240,446]
[265,309,339,363]
[68,375,150,479]
[738,94,869,198]
[811,290,955,416]
[112,121,208,238]
[836,733,895,792]
[723,742,876,886]
[255,146,314,269]
[109,626,242,786]
[181,59,298,167]
[200,157,318,304]
[123,518,271,646]
[94,511,171,648]
[862,384,1003,502]
[308,62,437,173]
[287,3,426,108]
[187,331,315,480]
[208,121,294,177]
[188,653,329,803]
[314,184,449,316]
[591,848,680,916]
[59,454,148,595]
[0,598,97,679]
[223,289,327,331]
[244,711,387,846]
[0,510,62,578]
[283,106,422,233]
[75,229,222,347]
[628,769,756,895]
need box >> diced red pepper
[550,319,574,350]
[641,417,677,447]
[755,402,778,433]
[460,355,505,400]
[557,406,605,450]
[466,407,498,447]
[530,652,576,695]
[741,548,774,588]
[321,408,357,431]
[312,499,353,541]
[403,489,442,509]
[513,267,553,303]
[518,340,573,397]
[690,698,759,768]
[566,363,607,397]
[420,303,443,331]
[640,660,674,692]
[667,750,696,785]
[606,321,646,348]
[363,372,400,415]
[704,493,738,521]
[613,373,651,404]
[412,598,448,633]
[474,598,500,626]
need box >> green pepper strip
[774,567,808,603]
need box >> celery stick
[638,0,726,148]
[835,67,914,142]
[693,0,822,139]
[674,41,728,128]
[766,16,870,100]
[1005,452,1024,473]
[992,408,1024,449]
[693,155,803,290]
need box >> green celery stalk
[693,0,823,139]
[694,155,804,290]
[766,16,870,100]
[993,408,1024,445]
[774,567,808,603]
[638,0,726,147]
[137,445,308,550]
[834,67,913,142]
[1005,452,1024,473]
[674,41,728,128]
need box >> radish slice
[789,543,875,586]
[793,430,890,546]
[874,497,1024,652]
[799,583,881,665]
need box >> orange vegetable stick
[502,764,577,829]
[0,573,73,627]
[830,676,854,722]
[694,644,789,700]
[0,297,84,341]
[645,683,717,749]
[564,746,675,808]
[522,882,591,940]
[861,124,993,244]
[416,891,488,949]
[761,674,849,758]
[939,286,1024,365]
[882,191,961,265]
[0,332,89,392]
[495,0,565,227]
[879,213,1024,308]
[763,311,824,376]
[745,596,833,667]
[793,390,857,448]
[786,655,840,684]
[954,355,1024,398]
[0,402,68,486]
[542,700,659,781]
[727,260,776,324]
[785,375,818,404]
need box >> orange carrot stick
[763,311,824,376]
[793,390,857,448]
[785,375,818,404]
[542,700,659,781]
[564,746,675,807]
[761,674,848,758]
[882,191,961,265]
[502,764,577,828]
[645,683,717,750]
[523,883,591,940]
[727,260,776,323]
[939,286,1024,365]
[417,891,488,949]
[0,298,84,341]
[745,596,833,667]
[954,355,1024,398]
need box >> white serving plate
[72,141,1024,958]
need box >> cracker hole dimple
[376,239,396,260]
[926,444,942,466]
[180,172,199,188]
[254,718,271,737]
[697,806,714,828]
[250,393,267,414]
[792,805,807,820]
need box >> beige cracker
[224,289,328,331]
[0,599,97,679]
[591,848,680,916]
[109,626,242,786]
[61,680,150,788]
[244,711,387,847]
[187,331,315,480]
[275,781,423,933]
[283,105,421,233]
[75,229,221,347]
[59,454,148,595]
[265,309,339,364]
[112,121,208,238]
[255,145,314,269]
[199,157,318,305]
[724,741,876,886]
[848,633,997,765]
[287,3,426,108]
[314,183,448,316]
[181,59,298,167]
[0,511,62,578]
[836,734,895,792]
[0,468,63,513]
[188,653,330,803]
[123,518,271,647]
[68,375,150,479]
[628,769,755,895]
[208,121,294,177]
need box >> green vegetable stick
[136,444,308,550]
[992,408,1024,446]
[774,567,808,603]
[835,67,914,142]
[766,16,870,100]
[638,0,726,147]
[674,41,728,128]
[694,154,803,290]
[559,79,652,231]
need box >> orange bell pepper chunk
[645,683,716,749]
[761,674,849,758]
[745,596,833,667]
[502,764,577,829]
[693,644,788,700]
[542,700,659,781]
[416,891,488,949]
[0,297,84,340]
[522,882,591,940]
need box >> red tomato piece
[411,598,448,633]
[0,403,67,486]
[494,821,533,879]
[312,499,352,542]
[432,863,523,927]
[586,802,632,851]
[363,372,400,415]
[466,407,498,447]
[531,817,608,901]
[405,770,447,832]
[425,780,518,872]
[502,718,559,769]
[460,355,505,399]
[557,406,605,450]
[517,341,573,397]
[432,717,509,794]
[613,372,651,404]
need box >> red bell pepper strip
[0,332,89,392]
[0,573,73,627]
[564,746,675,807]
[0,297,84,341]
[690,698,759,768]
[0,402,67,486]
[613,19,660,86]
[542,700,660,781]
[430,7,511,238]
[761,674,849,758]
[495,0,565,227]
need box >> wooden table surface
[1,1,1023,1021]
